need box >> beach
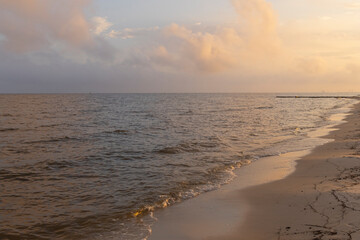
[2,1,360,240]
[149,101,360,240]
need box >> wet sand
[149,102,360,240]
[149,149,312,240]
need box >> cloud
[318,16,333,21]
[0,0,94,52]
[231,0,280,49]
[155,24,241,72]
[147,0,282,73]
[296,57,327,75]
[142,0,359,79]
[107,26,160,39]
[2,0,360,93]
[344,2,360,9]
[0,0,118,63]
[92,16,113,36]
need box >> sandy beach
[149,101,360,240]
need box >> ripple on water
[0,93,356,240]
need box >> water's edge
[146,99,359,240]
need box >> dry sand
[214,102,360,240]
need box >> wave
[3,94,354,240]
[0,169,37,181]
[39,123,65,128]
[155,140,223,154]
[25,136,80,144]
[130,156,252,220]
[44,159,77,170]
[206,107,246,113]
[109,129,130,135]
[178,110,194,115]
[0,128,19,132]
[3,147,30,154]
[156,146,198,154]
[255,106,274,110]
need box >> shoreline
[148,101,359,240]
[214,101,360,240]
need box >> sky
[1,0,360,93]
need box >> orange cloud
[231,0,281,52]
[0,0,92,52]
[146,0,359,85]
[150,0,282,73]
[161,24,239,72]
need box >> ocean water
[0,93,356,240]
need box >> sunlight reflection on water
[0,93,356,239]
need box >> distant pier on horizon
[276,95,359,99]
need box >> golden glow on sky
[0,0,360,92]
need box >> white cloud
[107,26,160,39]
[92,16,113,35]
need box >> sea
[0,93,357,240]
